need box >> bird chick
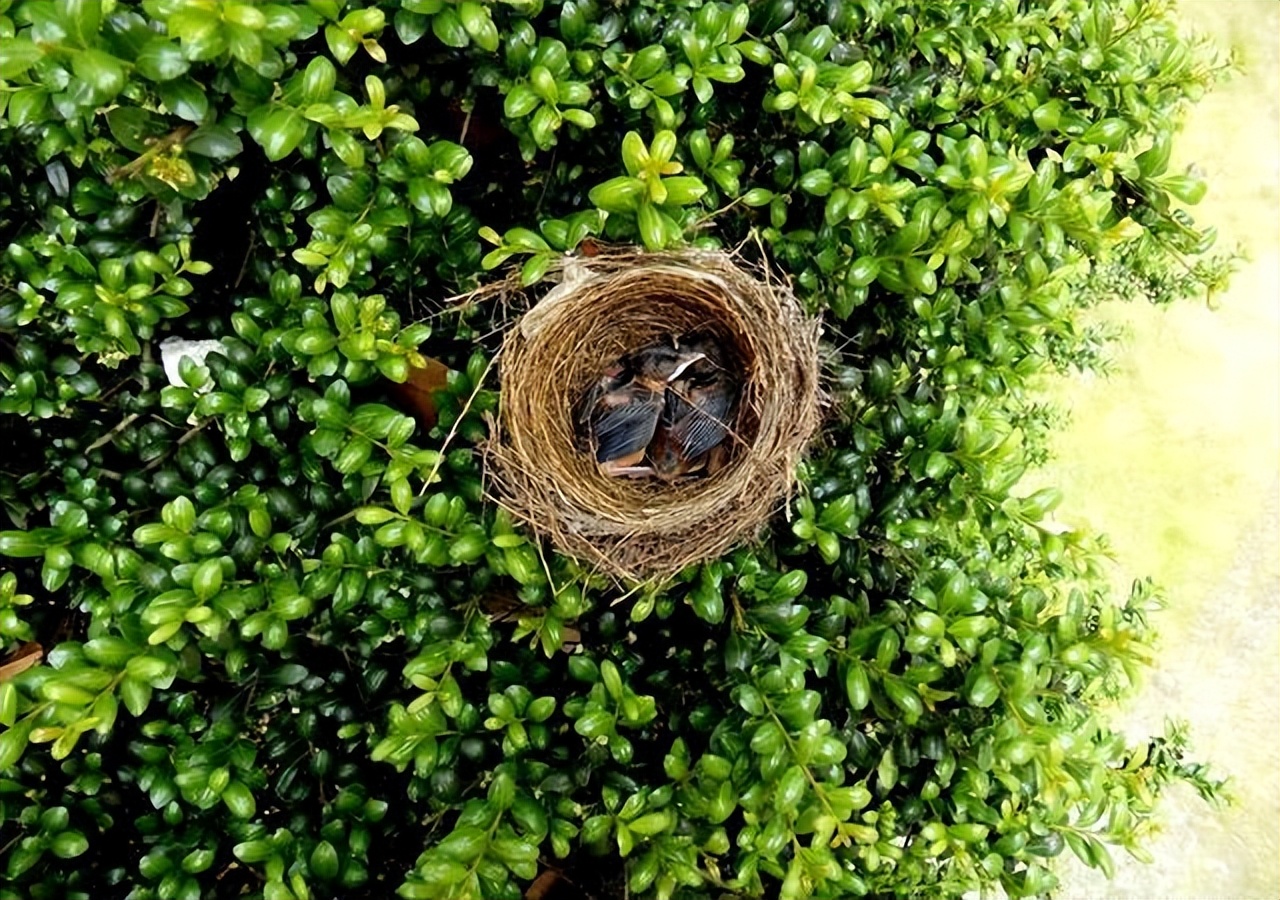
[588,343,705,474]
[650,362,737,481]
[574,360,629,446]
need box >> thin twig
[533,146,557,219]
[141,422,209,473]
[85,413,139,452]
[233,230,257,290]
[106,125,194,185]
[418,353,499,497]
[458,107,472,146]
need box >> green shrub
[0,1,1231,898]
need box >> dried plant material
[482,247,822,581]
[0,642,43,682]
[524,869,563,900]
[482,590,582,652]
[388,356,451,430]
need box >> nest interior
[487,248,821,580]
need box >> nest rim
[484,247,822,581]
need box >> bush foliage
[0,0,1231,898]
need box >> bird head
[632,345,706,386]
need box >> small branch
[85,413,140,452]
[418,353,498,497]
[106,125,193,185]
[140,422,209,473]
[458,107,472,146]
[233,230,257,290]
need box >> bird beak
[667,352,706,382]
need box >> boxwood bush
[0,0,1231,898]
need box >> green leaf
[458,1,498,52]
[661,175,707,206]
[295,329,336,355]
[526,696,556,723]
[968,672,999,708]
[0,683,16,728]
[621,131,648,176]
[1031,100,1061,132]
[107,107,164,153]
[431,7,469,47]
[249,107,308,162]
[0,39,43,79]
[574,710,613,739]
[136,40,190,81]
[844,663,870,711]
[192,557,223,602]
[185,124,243,160]
[409,178,453,218]
[589,176,644,213]
[355,506,397,525]
[691,584,724,624]
[600,660,623,702]
[325,23,358,64]
[157,77,209,123]
[302,56,337,104]
[798,169,834,196]
[183,849,216,874]
[222,780,257,818]
[749,720,783,755]
[1160,173,1207,206]
[903,258,937,294]
[84,636,135,668]
[51,831,89,859]
[436,825,487,861]
[0,531,47,558]
[563,108,595,129]
[632,45,669,81]
[627,810,672,836]
[165,496,197,534]
[1081,117,1130,149]
[776,765,806,810]
[0,721,32,770]
[884,677,923,722]
[847,256,879,287]
[120,676,153,717]
[72,50,126,100]
[233,840,274,864]
[334,437,373,475]
[772,570,808,599]
[311,840,340,880]
[948,616,993,640]
[504,84,540,118]
[637,203,666,250]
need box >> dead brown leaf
[523,869,560,900]
[388,357,451,431]
[482,592,582,654]
[480,589,525,624]
[0,642,43,682]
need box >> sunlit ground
[1049,2,1280,897]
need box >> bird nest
[484,247,822,581]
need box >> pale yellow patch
[1049,2,1280,897]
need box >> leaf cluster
[0,1,1231,899]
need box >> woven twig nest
[486,247,821,580]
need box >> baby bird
[650,358,738,481]
[589,343,705,476]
